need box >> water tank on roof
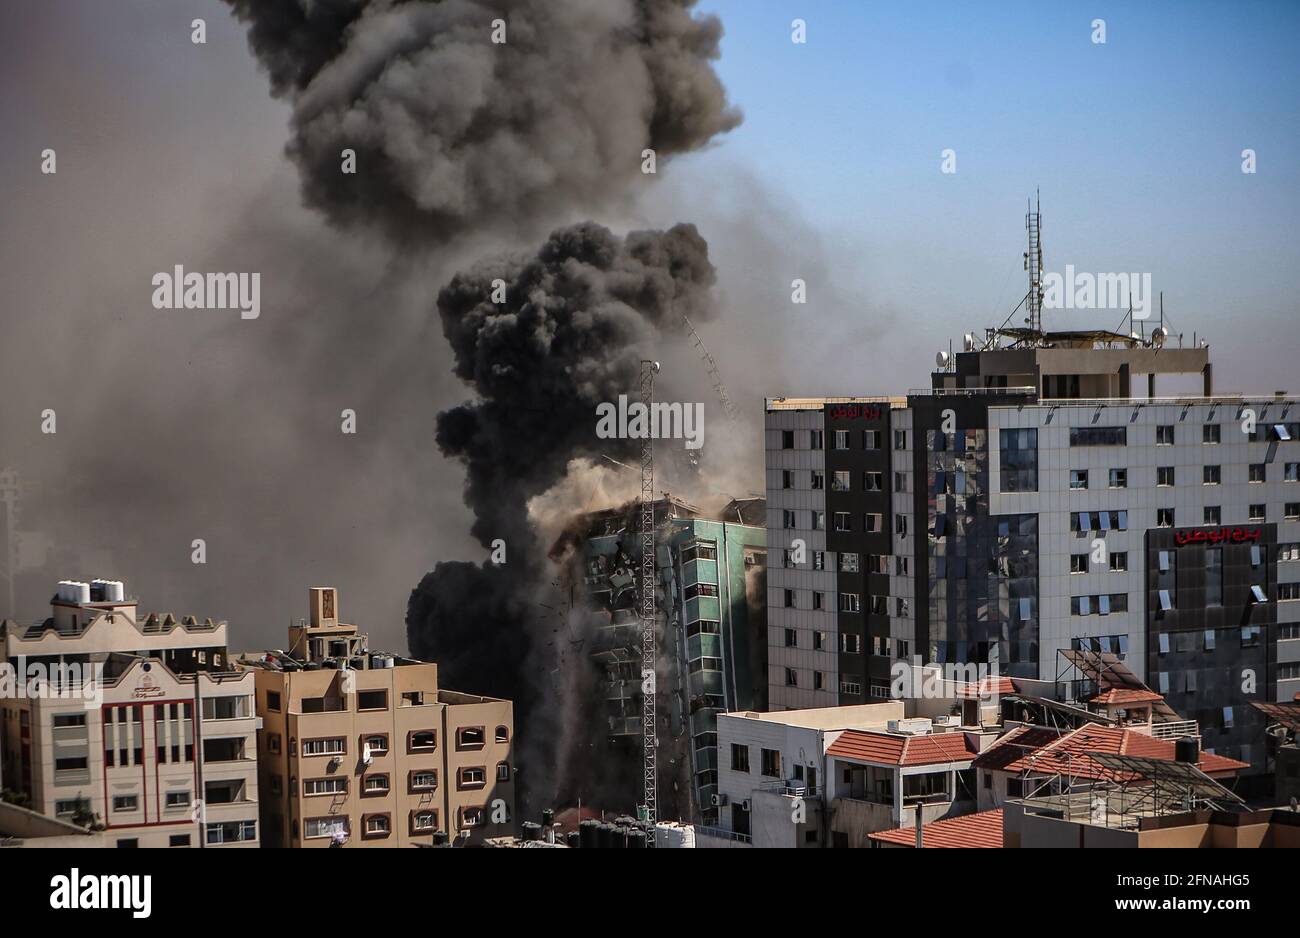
[1175,736,1199,764]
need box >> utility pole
[640,359,659,842]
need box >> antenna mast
[639,359,658,841]
[1025,189,1044,337]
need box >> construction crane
[639,359,659,842]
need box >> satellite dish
[963,333,977,352]
[935,350,950,368]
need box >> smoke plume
[407,222,716,767]
[223,0,740,244]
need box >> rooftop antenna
[1025,189,1044,339]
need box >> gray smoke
[407,222,717,806]
[223,0,740,244]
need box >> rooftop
[827,729,979,767]
[868,809,1004,849]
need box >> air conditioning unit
[328,756,343,769]
[711,793,729,807]
[740,799,751,812]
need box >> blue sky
[689,0,1300,386]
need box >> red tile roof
[956,676,1018,699]
[828,730,978,767]
[868,809,1004,849]
[972,723,1248,779]
[1090,688,1164,706]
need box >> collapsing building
[553,496,767,824]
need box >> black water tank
[521,821,542,842]
[566,831,581,848]
[579,819,598,848]
[628,828,647,849]
[1175,736,1200,764]
[541,808,555,828]
[431,831,449,846]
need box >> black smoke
[222,0,740,244]
[408,221,714,707]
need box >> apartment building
[243,588,515,847]
[766,332,1300,771]
[561,496,766,824]
[0,579,259,848]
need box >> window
[841,633,861,654]
[1000,429,1038,492]
[169,834,191,847]
[1157,508,1175,528]
[1287,463,1300,482]
[812,591,824,610]
[814,671,824,690]
[810,431,823,449]
[53,713,86,728]
[863,430,881,449]
[410,771,439,791]
[301,737,345,757]
[1070,426,1127,446]
[1069,470,1089,490]
[495,725,510,744]
[1204,506,1221,525]
[731,744,750,773]
[1203,423,1220,444]
[783,588,795,608]
[113,795,139,812]
[411,811,439,833]
[1110,552,1128,572]
[839,593,860,613]
[1279,583,1300,601]
[363,774,390,795]
[896,514,908,536]
[1250,504,1266,522]
[833,512,852,532]
[760,748,781,778]
[864,513,883,533]
[362,734,388,757]
[839,679,862,696]
[1109,468,1127,489]
[408,730,437,752]
[1203,465,1221,485]
[1250,463,1266,483]
[1156,425,1174,445]
[784,628,797,648]
[363,815,391,838]
[894,430,907,450]
[811,470,825,491]
[785,668,797,687]
[459,806,486,828]
[1070,555,1088,574]
[781,430,794,450]
[1286,503,1300,521]
[831,470,851,492]
[863,471,884,491]
[304,817,348,840]
[894,471,908,492]
[781,469,793,490]
[814,631,828,651]
[304,778,347,796]
[357,690,387,711]
[783,510,796,529]
[839,552,859,573]
[456,726,485,750]
[834,430,850,450]
[165,791,190,809]
[457,767,487,790]
[813,511,826,530]
[1157,466,1175,486]
[1282,543,1300,562]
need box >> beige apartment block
[1,580,259,848]
[242,588,515,847]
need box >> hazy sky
[1,1,1297,649]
